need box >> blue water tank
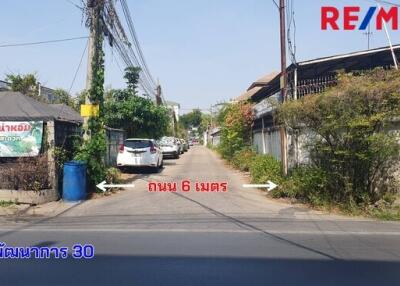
[63,161,87,201]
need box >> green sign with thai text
[0,121,43,157]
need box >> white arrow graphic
[96,181,135,192]
[243,181,278,192]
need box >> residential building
[166,100,181,122]
[248,45,400,167]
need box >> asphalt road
[1,146,400,286]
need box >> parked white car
[159,137,181,159]
[117,139,163,171]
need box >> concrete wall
[0,121,60,204]
[253,121,400,176]
[0,189,59,205]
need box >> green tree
[218,102,254,159]
[199,113,211,135]
[103,67,170,139]
[6,73,38,99]
[124,66,141,93]
[104,93,170,139]
[53,88,75,107]
[180,109,203,130]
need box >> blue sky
[0,0,398,112]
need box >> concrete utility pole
[279,0,288,175]
[84,0,102,140]
[156,84,162,106]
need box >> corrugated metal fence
[105,127,125,167]
[252,129,281,161]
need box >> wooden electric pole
[279,0,288,175]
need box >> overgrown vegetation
[249,155,284,186]
[104,87,170,139]
[231,148,256,172]
[217,102,254,160]
[104,167,122,192]
[213,69,400,220]
[74,18,107,191]
[278,69,400,212]
[103,66,170,139]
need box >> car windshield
[161,137,175,144]
[124,140,151,149]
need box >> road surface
[0,146,400,285]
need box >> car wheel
[174,152,180,159]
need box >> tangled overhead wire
[82,0,158,98]
[286,0,297,65]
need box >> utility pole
[279,0,288,175]
[363,24,372,50]
[84,0,102,140]
[156,84,162,106]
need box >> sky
[0,0,398,113]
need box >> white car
[117,139,163,171]
[159,137,181,159]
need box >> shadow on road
[171,192,339,260]
[1,255,399,286]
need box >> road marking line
[0,228,399,235]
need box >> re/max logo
[321,6,398,30]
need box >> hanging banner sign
[0,121,43,157]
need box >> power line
[65,0,84,10]
[101,0,157,98]
[370,0,400,7]
[0,36,89,48]
[286,0,297,64]
[69,39,89,93]
[119,0,157,87]
[53,39,89,124]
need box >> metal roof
[0,91,82,123]
[251,44,400,102]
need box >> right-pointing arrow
[243,180,278,192]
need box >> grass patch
[369,206,400,221]
[0,201,14,207]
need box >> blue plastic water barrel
[63,161,87,201]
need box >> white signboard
[0,121,44,157]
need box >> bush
[231,149,256,172]
[218,102,254,160]
[279,68,400,207]
[274,166,330,207]
[106,167,122,184]
[249,155,284,186]
[74,131,107,191]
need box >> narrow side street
[1,146,399,286]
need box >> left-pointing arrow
[96,181,135,192]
